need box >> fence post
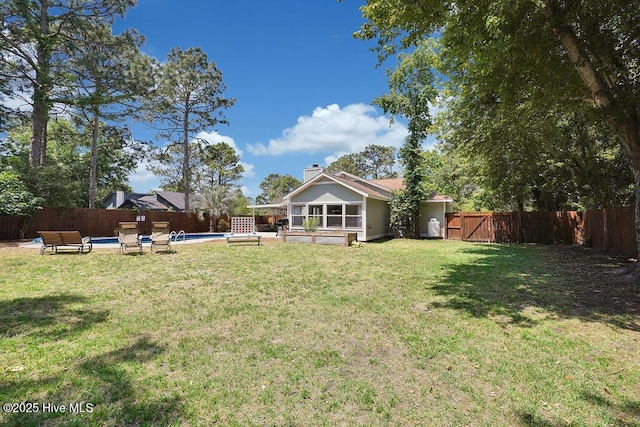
[460,212,466,242]
[517,212,522,243]
[603,208,608,251]
[487,214,496,243]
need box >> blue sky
[115,0,411,198]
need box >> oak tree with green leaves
[327,145,398,179]
[256,173,302,204]
[326,153,367,177]
[2,119,146,208]
[437,100,633,212]
[0,170,44,238]
[357,0,640,270]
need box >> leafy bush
[0,171,44,239]
[0,171,43,217]
[302,217,319,232]
[217,218,230,232]
[389,189,417,238]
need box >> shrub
[302,217,319,232]
[217,218,230,232]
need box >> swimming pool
[33,232,228,245]
[93,232,228,244]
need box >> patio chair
[226,217,261,246]
[151,221,172,252]
[38,230,92,255]
[58,231,93,254]
[118,222,142,254]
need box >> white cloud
[247,103,408,160]
[1,93,31,112]
[240,161,255,179]
[128,159,161,192]
[195,130,242,156]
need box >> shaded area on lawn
[0,294,109,339]
[518,390,640,426]
[430,244,640,426]
[1,336,183,426]
[432,244,640,331]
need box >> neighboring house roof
[119,195,169,211]
[156,191,186,211]
[102,190,187,211]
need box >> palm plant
[192,185,237,232]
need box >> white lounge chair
[118,222,142,254]
[38,230,92,255]
[151,221,172,252]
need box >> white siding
[364,198,391,241]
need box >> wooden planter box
[282,231,357,246]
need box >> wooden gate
[462,213,493,242]
[445,213,462,240]
[446,213,494,241]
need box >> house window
[345,205,362,228]
[291,203,362,229]
[327,205,342,228]
[309,205,324,227]
[292,205,305,226]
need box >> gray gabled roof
[120,196,169,211]
[156,191,186,211]
[283,172,392,201]
[282,171,453,203]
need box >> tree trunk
[29,101,45,167]
[19,216,31,240]
[540,2,640,275]
[89,108,99,208]
[183,106,191,212]
[30,0,51,167]
[618,118,640,273]
[413,209,421,238]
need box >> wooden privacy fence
[0,207,214,241]
[583,207,636,257]
[0,207,281,241]
[446,207,636,257]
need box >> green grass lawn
[1,239,638,426]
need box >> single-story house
[252,165,454,241]
[102,190,186,211]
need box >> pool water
[33,233,227,244]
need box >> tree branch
[538,1,613,110]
